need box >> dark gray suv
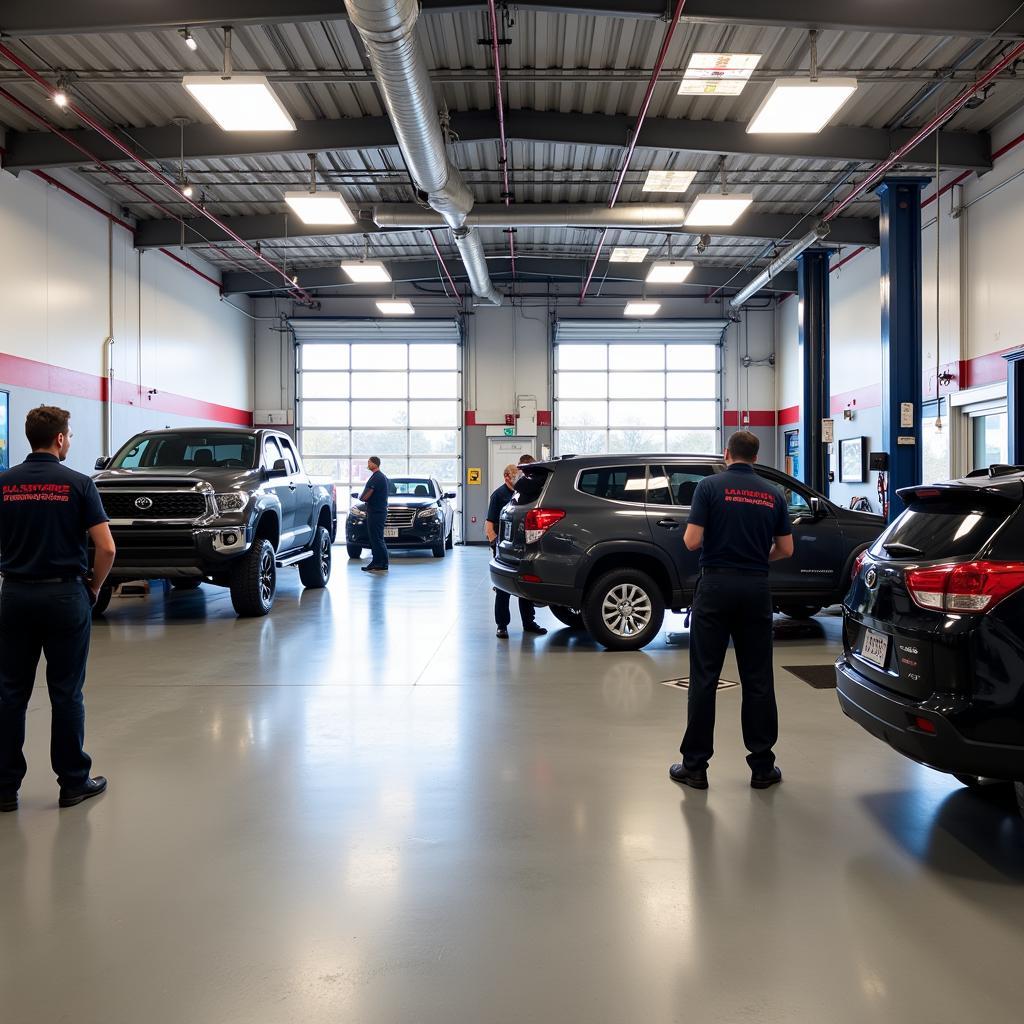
[489,455,885,650]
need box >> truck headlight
[215,493,246,513]
[349,506,367,520]
[416,507,439,520]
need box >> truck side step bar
[276,550,314,568]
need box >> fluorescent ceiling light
[685,193,753,226]
[609,247,649,263]
[747,77,857,134]
[341,260,391,283]
[182,74,295,131]
[623,302,661,317]
[679,52,761,96]
[376,300,415,316]
[284,191,355,225]
[646,260,694,284]
[643,170,697,193]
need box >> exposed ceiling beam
[2,0,1021,38]
[133,209,879,250]
[220,257,798,296]
[1,109,991,173]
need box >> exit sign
[503,426,515,436]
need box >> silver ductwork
[372,204,690,229]
[343,0,501,305]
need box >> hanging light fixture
[686,156,752,226]
[172,117,194,199]
[179,27,198,52]
[285,152,355,225]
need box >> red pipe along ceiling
[0,40,316,306]
[579,0,689,304]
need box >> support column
[877,176,929,520]
[1004,348,1024,465]
[797,248,830,495]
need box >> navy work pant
[494,590,537,629]
[367,510,390,568]
[681,573,778,774]
[0,580,94,791]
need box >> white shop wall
[0,167,254,475]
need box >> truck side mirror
[809,497,825,519]
[94,457,109,470]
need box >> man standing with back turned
[669,431,793,791]
[0,406,116,811]
[360,455,390,573]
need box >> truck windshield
[388,478,435,497]
[111,433,256,470]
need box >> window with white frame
[297,341,461,529]
[554,342,721,455]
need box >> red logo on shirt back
[724,487,775,509]
[1,483,72,504]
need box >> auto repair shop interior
[1,2,1024,1022]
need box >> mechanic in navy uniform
[359,455,390,573]
[486,458,547,640]
[0,406,116,811]
[670,430,794,791]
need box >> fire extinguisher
[877,471,889,520]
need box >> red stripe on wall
[778,405,799,426]
[723,410,777,427]
[0,351,251,426]
[830,383,883,416]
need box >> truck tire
[92,585,113,618]
[582,568,665,651]
[229,539,276,617]
[347,544,363,559]
[432,540,446,558]
[170,578,203,591]
[445,529,454,550]
[550,606,585,630]
[299,526,332,589]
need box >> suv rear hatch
[495,465,552,568]
[845,479,1024,700]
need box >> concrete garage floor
[1,548,1022,1023]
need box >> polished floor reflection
[1,548,1022,1023]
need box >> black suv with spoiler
[489,454,883,650]
[836,466,1024,818]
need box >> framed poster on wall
[839,436,867,483]
[0,390,8,472]
[784,429,800,479]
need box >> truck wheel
[778,604,821,620]
[346,544,363,559]
[171,578,203,591]
[583,569,664,651]
[229,539,276,617]
[92,585,113,618]
[550,606,585,630]
[432,540,446,558]
[299,526,332,589]
[445,529,454,550]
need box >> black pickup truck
[92,427,337,617]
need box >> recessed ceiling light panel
[642,170,697,193]
[623,302,661,317]
[746,77,857,134]
[679,52,761,96]
[341,260,392,283]
[376,300,415,316]
[609,247,649,263]
[183,74,295,131]
[685,193,753,226]
[646,260,695,284]
[284,191,355,225]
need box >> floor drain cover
[661,677,739,691]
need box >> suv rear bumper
[835,656,1024,780]
[489,557,577,608]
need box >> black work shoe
[0,792,17,813]
[59,776,108,808]
[751,767,783,789]
[669,763,709,789]
[496,627,509,639]
[361,564,374,572]
[522,622,548,635]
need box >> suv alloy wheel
[583,568,665,651]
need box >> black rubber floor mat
[782,665,838,689]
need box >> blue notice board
[0,390,8,471]
[785,429,800,480]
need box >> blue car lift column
[1003,348,1024,465]
[878,177,929,520]
[798,248,830,495]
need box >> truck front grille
[386,508,418,529]
[100,491,208,520]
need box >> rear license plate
[502,521,511,542]
[384,527,399,539]
[861,629,889,668]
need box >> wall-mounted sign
[503,426,516,437]
[822,418,835,444]
[900,402,914,428]
[467,467,481,485]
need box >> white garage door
[291,319,462,536]
[553,319,728,456]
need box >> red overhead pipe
[579,0,689,303]
[0,40,315,305]
[428,230,464,305]
[824,39,1024,223]
[486,0,516,279]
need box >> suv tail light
[524,508,565,545]
[852,549,869,580]
[905,561,1024,614]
